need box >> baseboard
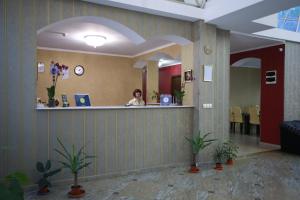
[24,162,190,192]
[259,142,281,149]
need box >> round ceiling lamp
[84,35,106,48]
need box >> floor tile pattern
[25,151,300,200]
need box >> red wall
[159,64,181,94]
[231,44,285,145]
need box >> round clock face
[74,65,84,76]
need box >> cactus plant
[36,160,61,194]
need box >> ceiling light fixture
[84,35,106,48]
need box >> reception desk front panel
[35,106,194,181]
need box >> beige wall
[192,22,230,162]
[146,61,159,103]
[37,49,142,106]
[0,0,231,182]
[1,0,194,181]
[181,44,194,105]
[133,45,181,63]
[230,67,261,109]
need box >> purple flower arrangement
[47,61,68,107]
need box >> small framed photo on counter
[184,70,193,82]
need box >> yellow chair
[243,106,250,114]
[230,106,243,133]
[249,106,260,135]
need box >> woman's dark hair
[133,89,142,97]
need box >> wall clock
[74,65,84,76]
[203,45,212,55]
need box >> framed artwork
[203,65,213,82]
[184,70,193,82]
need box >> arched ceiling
[37,16,192,57]
[231,57,261,68]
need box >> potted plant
[47,61,68,107]
[213,144,227,170]
[185,132,215,173]
[55,138,95,198]
[174,89,185,105]
[224,140,239,165]
[0,172,29,200]
[36,160,61,195]
[151,90,160,103]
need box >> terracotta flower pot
[189,165,200,173]
[68,185,85,198]
[37,186,50,195]
[214,163,223,170]
[226,159,234,165]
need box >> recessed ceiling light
[84,35,106,48]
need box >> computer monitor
[75,94,91,106]
[160,94,172,106]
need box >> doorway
[171,75,181,96]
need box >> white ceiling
[230,32,282,53]
[81,0,300,52]
[37,17,175,57]
[38,0,300,56]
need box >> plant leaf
[58,161,72,169]
[36,162,45,173]
[5,172,29,186]
[56,138,72,160]
[45,160,51,171]
[54,149,72,163]
[76,162,92,172]
[44,168,61,177]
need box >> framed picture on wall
[184,70,193,82]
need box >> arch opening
[231,57,262,68]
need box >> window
[278,6,300,32]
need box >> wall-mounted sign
[203,65,213,82]
[37,62,45,73]
[265,70,277,84]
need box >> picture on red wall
[184,70,193,82]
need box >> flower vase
[176,97,183,105]
[48,99,56,107]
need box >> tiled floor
[230,133,280,157]
[25,151,300,200]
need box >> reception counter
[36,105,193,110]
[35,106,194,181]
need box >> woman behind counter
[128,89,145,106]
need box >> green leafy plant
[214,144,227,164]
[55,138,95,187]
[36,160,61,191]
[185,132,215,167]
[0,172,29,200]
[224,140,239,160]
[47,62,68,107]
[151,90,160,102]
[174,89,185,105]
